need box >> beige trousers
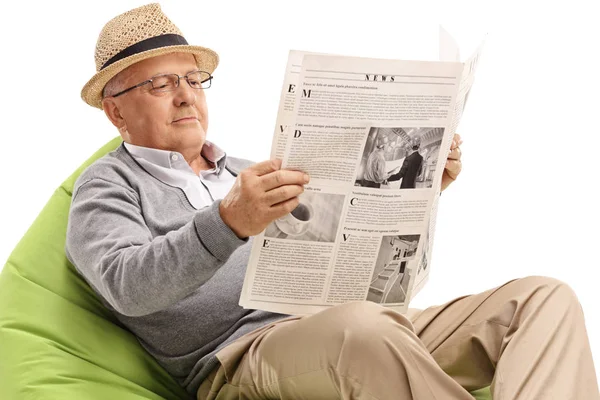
[197,276,599,399]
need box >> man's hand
[219,160,309,238]
[441,133,463,192]
[388,166,401,176]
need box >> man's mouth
[173,117,198,123]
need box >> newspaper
[239,28,485,315]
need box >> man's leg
[411,275,600,399]
[198,302,475,400]
[198,275,599,399]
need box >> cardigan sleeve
[65,177,246,317]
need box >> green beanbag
[0,136,492,400]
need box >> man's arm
[372,156,388,183]
[66,178,246,317]
[388,157,409,182]
[66,160,308,317]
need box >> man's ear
[102,97,123,127]
[102,97,129,140]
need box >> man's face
[105,52,209,152]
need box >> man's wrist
[194,201,247,261]
[218,201,247,240]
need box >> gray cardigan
[65,142,287,395]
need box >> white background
[1,0,598,380]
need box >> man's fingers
[269,196,301,220]
[264,184,305,206]
[450,133,463,150]
[261,169,309,191]
[445,159,462,179]
[249,159,283,177]
[448,146,462,160]
[442,170,456,187]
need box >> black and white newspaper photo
[355,127,445,189]
[366,234,421,305]
[264,191,345,242]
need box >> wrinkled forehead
[121,52,199,84]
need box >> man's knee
[328,301,409,327]
[324,301,415,350]
[518,275,581,308]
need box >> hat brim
[81,45,219,109]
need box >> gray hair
[102,70,129,99]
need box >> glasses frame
[111,70,213,98]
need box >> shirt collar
[201,141,227,174]
[123,141,228,174]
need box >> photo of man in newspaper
[264,191,345,242]
[355,127,444,189]
[367,234,421,304]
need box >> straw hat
[81,3,219,109]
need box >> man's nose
[173,79,197,107]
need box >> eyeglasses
[111,70,212,98]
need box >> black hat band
[101,34,189,70]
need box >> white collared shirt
[123,141,235,210]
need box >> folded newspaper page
[240,29,484,315]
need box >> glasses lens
[151,75,179,92]
[187,71,212,89]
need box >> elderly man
[66,3,599,400]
